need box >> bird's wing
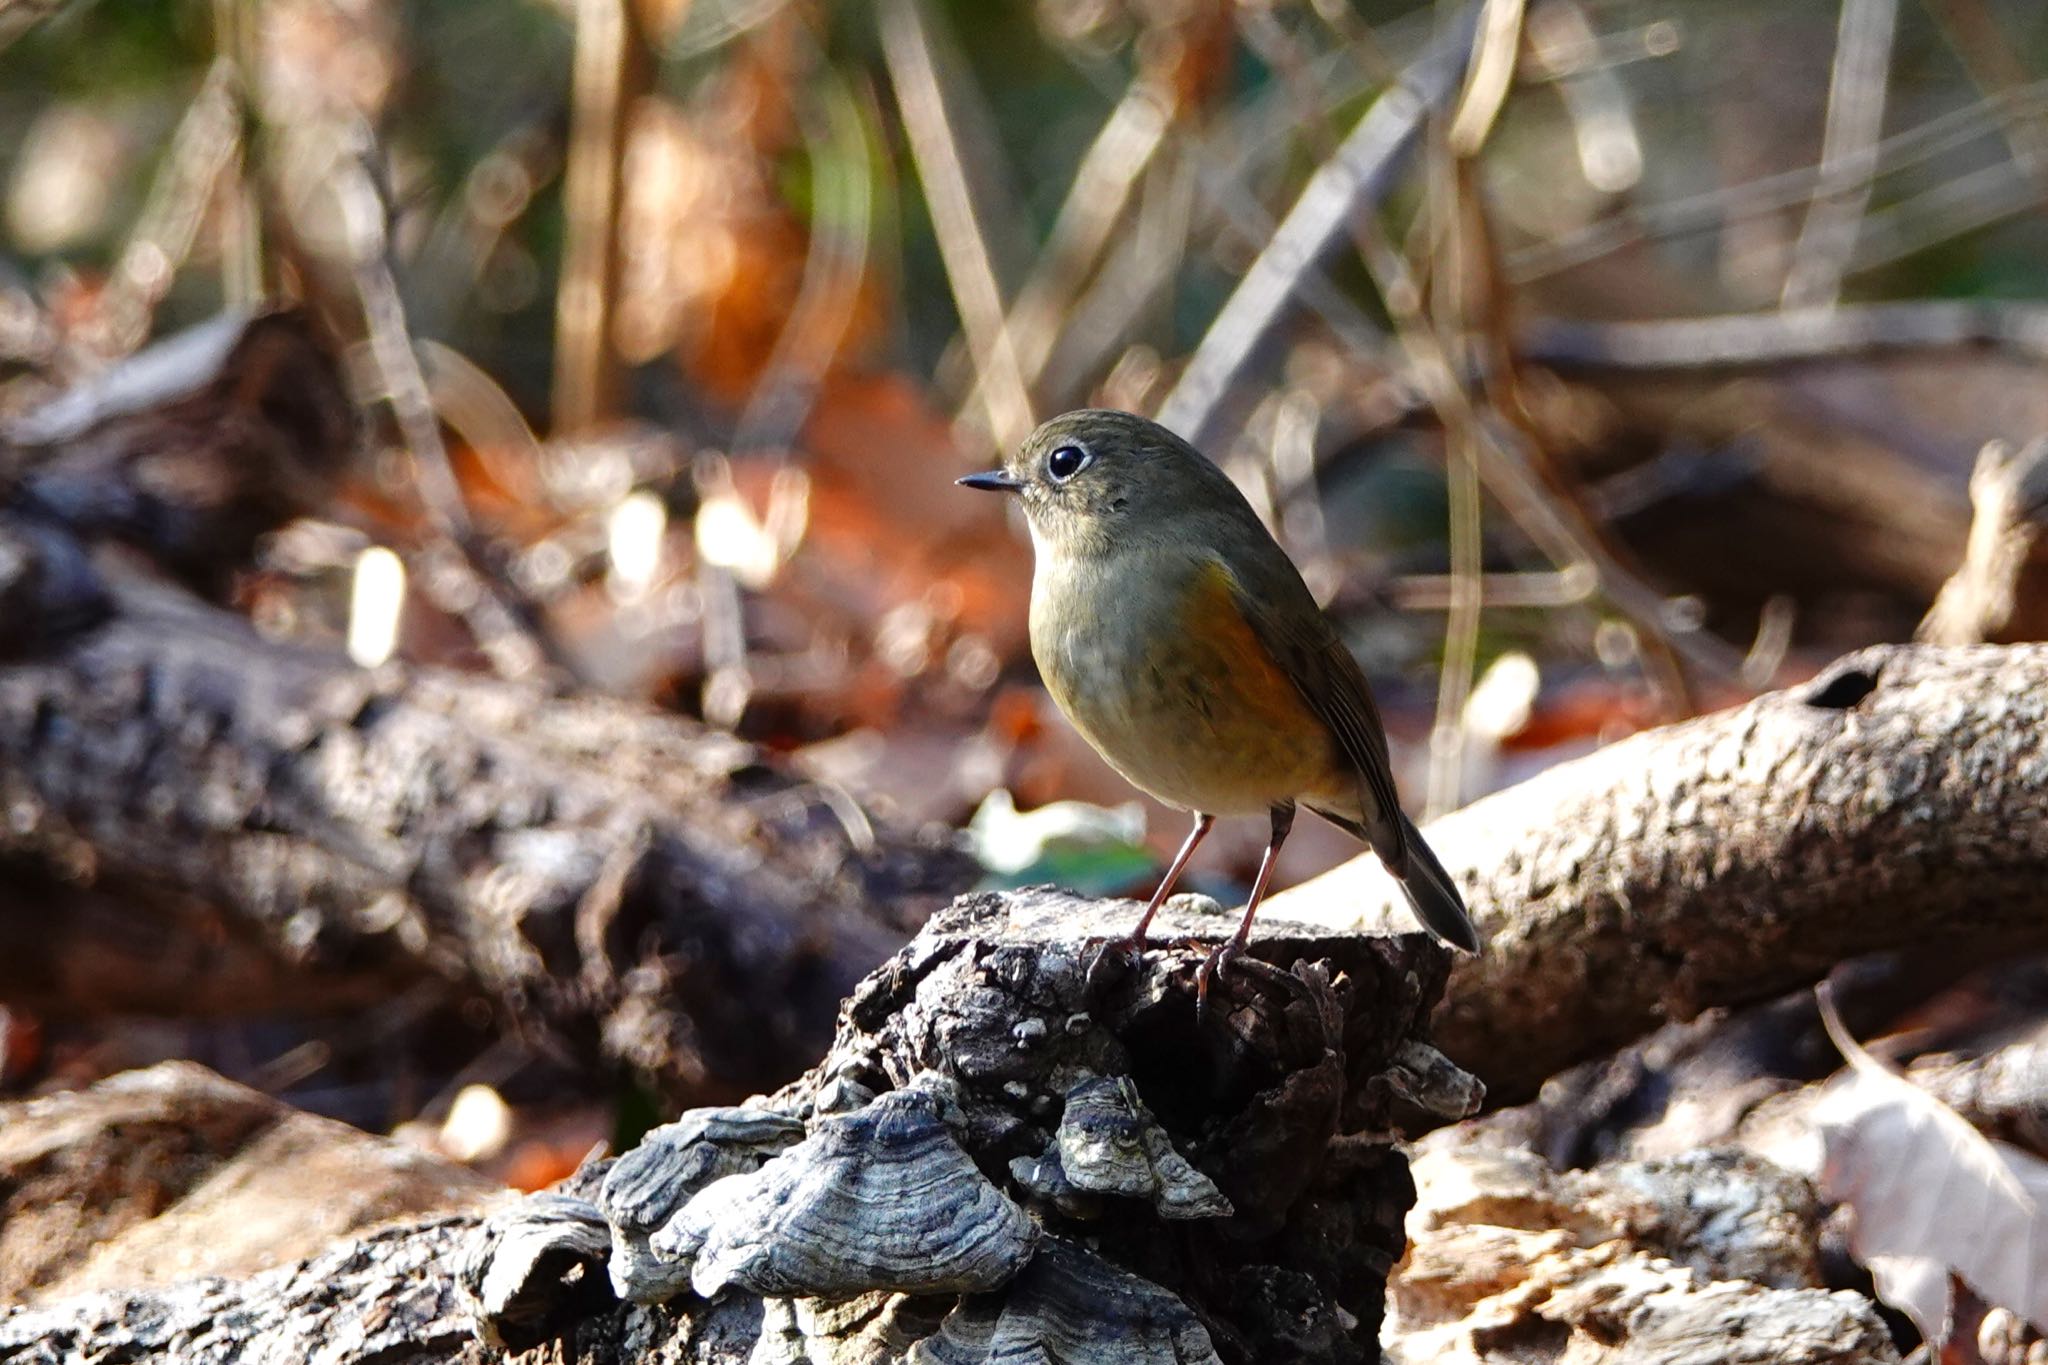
[1214,550,1409,867]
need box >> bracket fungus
[908,1238,1221,1364]
[460,1192,613,1352]
[1036,1075,1231,1219]
[597,1104,805,1302]
[652,1085,1039,1300]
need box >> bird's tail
[1307,803,1482,952]
[1394,813,1481,953]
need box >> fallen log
[0,309,356,595]
[0,1060,495,1305]
[0,569,971,1098]
[1273,641,2048,1107]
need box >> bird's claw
[1194,938,1245,1019]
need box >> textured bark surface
[0,1061,496,1305]
[0,582,971,1097]
[0,891,1459,1363]
[1387,1144,1899,1365]
[1918,437,2048,646]
[1272,642,2048,1106]
[0,309,356,595]
[0,1216,483,1364]
[0,308,971,1097]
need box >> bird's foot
[1195,940,1292,1020]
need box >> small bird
[959,409,1480,988]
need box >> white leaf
[1812,983,2048,1345]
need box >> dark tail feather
[1306,804,1482,952]
[1394,814,1481,953]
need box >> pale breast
[1029,547,1339,815]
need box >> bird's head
[957,409,1243,559]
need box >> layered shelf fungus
[599,1105,808,1303]
[655,1084,1040,1300]
[462,886,1470,1363]
[1011,1076,1232,1220]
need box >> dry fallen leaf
[1813,982,2048,1346]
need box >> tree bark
[1,309,356,596]
[0,1217,483,1364]
[0,890,1461,1363]
[1272,642,2048,1107]
[0,576,971,1098]
[1917,437,2048,646]
[1388,1145,1898,1364]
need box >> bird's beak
[957,470,1025,493]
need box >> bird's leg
[1119,812,1215,952]
[1197,802,1294,1010]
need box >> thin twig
[1035,146,1196,405]
[1390,567,1596,609]
[1000,81,1172,395]
[1782,0,1899,307]
[879,0,1034,453]
[1528,0,1644,195]
[1156,3,1481,447]
[1447,0,1526,157]
[1520,300,2048,370]
[1917,438,2048,646]
[1511,78,2048,281]
[412,122,562,339]
[96,59,246,358]
[336,124,560,682]
[552,0,651,434]
[1847,156,2048,273]
[1425,145,1495,816]
[1235,2,1727,698]
[211,0,265,309]
[1921,0,2048,181]
[732,70,873,456]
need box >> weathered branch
[1519,301,2048,371]
[0,1061,495,1305]
[1918,437,2048,645]
[0,1217,482,1363]
[0,309,355,595]
[1270,642,2048,1107]
[1390,1145,1899,1363]
[0,576,969,1097]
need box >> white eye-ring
[1046,443,1093,482]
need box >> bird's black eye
[1046,444,1093,482]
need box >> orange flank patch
[1167,562,1339,801]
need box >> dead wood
[0,890,1461,1363]
[0,310,356,595]
[0,1215,484,1364]
[1271,641,2048,1108]
[0,306,972,1098]
[1918,437,2048,645]
[0,1060,496,1305]
[1387,1144,1898,1364]
[0,573,971,1098]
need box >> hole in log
[1803,665,1879,710]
